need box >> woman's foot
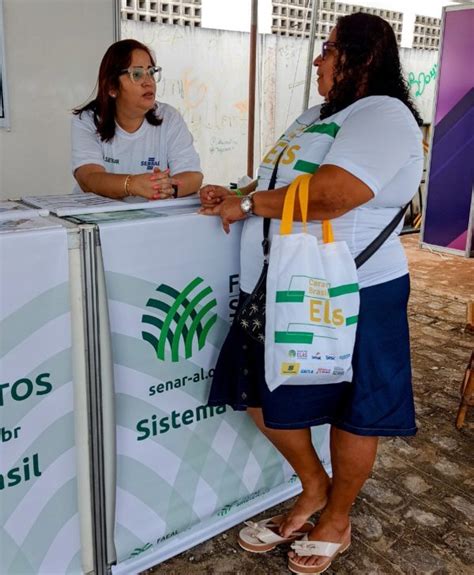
[279,476,331,538]
[288,514,351,570]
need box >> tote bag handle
[280,174,335,243]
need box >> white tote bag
[265,174,360,392]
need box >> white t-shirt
[71,102,201,198]
[240,96,423,292]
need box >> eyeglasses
[321,41,339,59]
[120,65,162,84]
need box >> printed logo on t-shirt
[141,157,160,170]
[104,156,119,165]
[260,122,340,175]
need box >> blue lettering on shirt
[140,157,160,170]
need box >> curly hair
[320,12,423,126]
[73,39,162,142]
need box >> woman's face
[314,28,339,99]
[113,49,157,116]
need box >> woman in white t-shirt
[72,39,202,200]
[200,13,423,574]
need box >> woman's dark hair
[73,39,162,141]
[320,13,422,126]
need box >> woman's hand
[199,195,247,233]
[199,185,231,208]
[148,167,180,199]
[128,168,179,200]
[124,172,166,199]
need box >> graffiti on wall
[408,64,439,98]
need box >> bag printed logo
[280,362,301,375]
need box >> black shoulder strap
[354,204,409,269]
[262,149,286,258]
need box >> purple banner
[423,7,474,253]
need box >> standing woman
[200,12,423,574]
[72,39,202,200]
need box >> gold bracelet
[124,174,132,197]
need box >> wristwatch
[240,191,257,216]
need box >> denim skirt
[208,274,416,437]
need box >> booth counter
[1,201,330,575]
[95,208,330,573]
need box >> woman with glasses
[72,39,202,200]
[200,12,423,575]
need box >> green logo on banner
[142,277,217,362]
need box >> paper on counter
[22,193,200,216]
[0,200,49,221]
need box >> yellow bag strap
[297,174,310,232]
[322,220,334,244]
[280,174,335,243]
[280,174,311,236]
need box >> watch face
[240,196,252,214]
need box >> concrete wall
[0,0,116,200]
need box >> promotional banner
[422,5,474,254]
[98,213,330,568]
[0,224,81,573]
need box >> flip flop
[237,513,315,554]
[288,524,351,574]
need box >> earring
[110,93,117,98]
